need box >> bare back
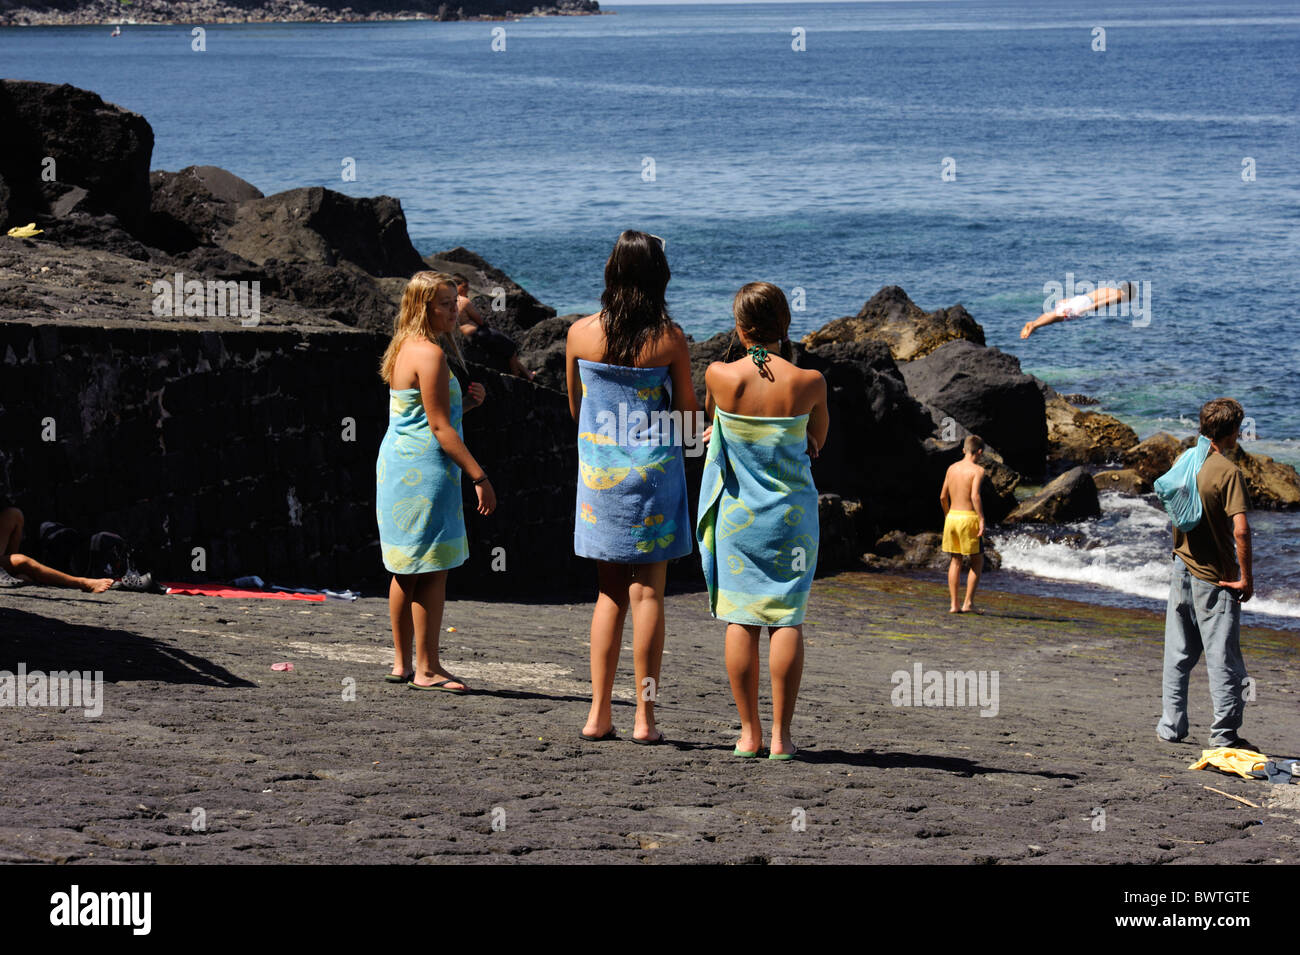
[942,459,984,511]
[707,354,822,418]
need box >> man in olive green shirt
[1157,398,1255,748]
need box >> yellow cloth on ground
[1188,747,1268,779]
[942,509,981,556]
[6,223,43,238]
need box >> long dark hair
[599,230,672,367]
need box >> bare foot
[81,577,114,594]
[960,606,983,615]
[632,722,661,743]
[948,606,961,614]
[770,736,798,757]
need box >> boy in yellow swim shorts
[939,435,987,614]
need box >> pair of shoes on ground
[383,670,468,694]
[1159,732,1260,752]
[734,745,798,761]
[579,728,668,745]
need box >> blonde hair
[379,271,467,383]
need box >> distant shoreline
[0,4,607,27]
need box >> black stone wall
[0,321,585,597]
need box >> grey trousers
[1157,555,1248,745]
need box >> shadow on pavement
[0,605,257,688]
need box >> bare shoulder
[649,321,690,364]
[566,312,603,357]
[800,364,827,393]
[706,356,741,387]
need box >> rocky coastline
[0,0,602,27]
[2,79,1297,594]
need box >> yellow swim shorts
[942,509,982,556]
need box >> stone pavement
[2,571,1298,863]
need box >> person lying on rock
[939,435,987,613]
[1021,282,1133,339]
[454,273,535,380]
[0,504,113,593]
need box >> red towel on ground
[161,582,326,601]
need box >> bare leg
[0,507,21,556]
[769,625,804,756]
[947,554,962,612]
[725,623,762,753]
[962,553,984,613]
[410,571,465,690]
[583,561,630,738]
[628,560,668,741]
[388,574,415,677]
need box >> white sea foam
[994,493,1300,627]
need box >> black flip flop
[408,679,468,695]
[632,731,668,746]
[384,671,414,684]
[579,728,618,742]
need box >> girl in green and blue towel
[697,283,829,760]
[567,231,699,745]
[376,271,496,694]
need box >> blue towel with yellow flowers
[574,359,692,563]
[375,379,468,574]
[697,409,818,626]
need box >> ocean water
[3,0,1298,625]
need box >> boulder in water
[1122,432,1184,483]
[801,285,985,362]
[1092,468,1153,496]
[899,339,1047,477]
[1004,466,1101,524]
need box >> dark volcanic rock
[425,247,557,343]
[517,314,579,393]
[1224,444,1300,510]
[33,211,154,261]
[1042,386,1138,470]
[1122,432,1183,484]
[917,404,1020,526]
[794,342,941,538]
[1093,469,1153,496]
[899,339,1047,477]
[0,80,154,232]
[801,286,985,362]
[862,529,1001,572]
[1005,467,1101,525]
[221,186,425,277]
[147,165,264,253]
[816,494,869,574]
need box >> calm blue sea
[3,0,1298,624]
